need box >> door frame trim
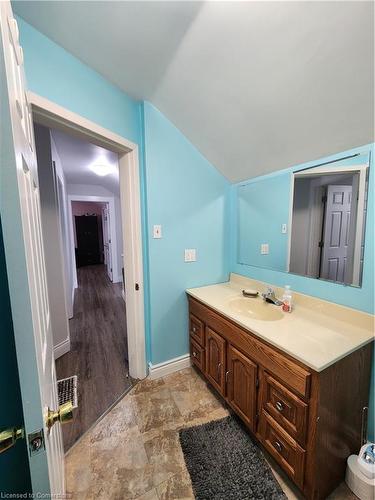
[29,92,147,380]
[68,195,118,285]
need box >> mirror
[237,155,369,287]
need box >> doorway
[33,124,134,450]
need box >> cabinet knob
[275,401,284,412]
[192,351,197,358]
[274,441,283,453]
[192,327,197,333]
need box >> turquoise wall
[231,144,375,440]
[143,102,230,364]
[237,173,290,270]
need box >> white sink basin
[229,297,284,321]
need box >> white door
[0,1,65,494]
[320,185,352,283]
[102,205,113,281]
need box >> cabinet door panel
[205,327,226,395]
[227,345,257,430]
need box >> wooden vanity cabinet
[188,296,373,500]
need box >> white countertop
[187,273,374,372]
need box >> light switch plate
[184,249,197,262]
[281,223,287,234]
[261,243,269,255]
[153,225,162,239]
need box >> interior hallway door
[0,1,65,494]
[320,185,352,283]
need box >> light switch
[281,223,287,234]
[261,243,269,255]
[153,225,162,239]
[184,249,197,262]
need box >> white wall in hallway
[51,135,74,319]
[34,124,71,358]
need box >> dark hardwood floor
[56,264,132,451]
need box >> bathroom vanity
[187,274,373,500]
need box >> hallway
[56,265,132,450]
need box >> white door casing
[28,92,147,380]
[0,1,64,494]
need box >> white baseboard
[113,275,123,284]
[121,289,126,302]
[149,354,191,380]
[54,338,71,359]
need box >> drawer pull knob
[274,441,283,453]
[192,326,197,333]
[275,401,284,412]
[192,351,197,358]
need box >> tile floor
[66,367,356,499]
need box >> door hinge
[318,241,324,248]
[255,413,259,423]
[135,283,140,291]
[322,195,327,203]
[256,378,259,388]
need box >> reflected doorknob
[46,401,73,430]
[0,427,24,454]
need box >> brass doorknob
[0,427,24,454]
[46,401,73,430]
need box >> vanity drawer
[262,372,308,446]
[190,338,205,372]
[259,410,306,489]
[189,314,205,347]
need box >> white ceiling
[51,128,120,195]
[14,1,374,182]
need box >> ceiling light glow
[90,163,117,177]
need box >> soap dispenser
[282,285,292,313]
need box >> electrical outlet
[282,223,287,234]
[261,243,269,255]
[184,249,197,262]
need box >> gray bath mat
[179,415,286,500]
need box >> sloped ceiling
[13,1,374,182]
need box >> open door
[0,1,69,494]
[102,205,113,281]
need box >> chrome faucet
[261,287,283,306]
